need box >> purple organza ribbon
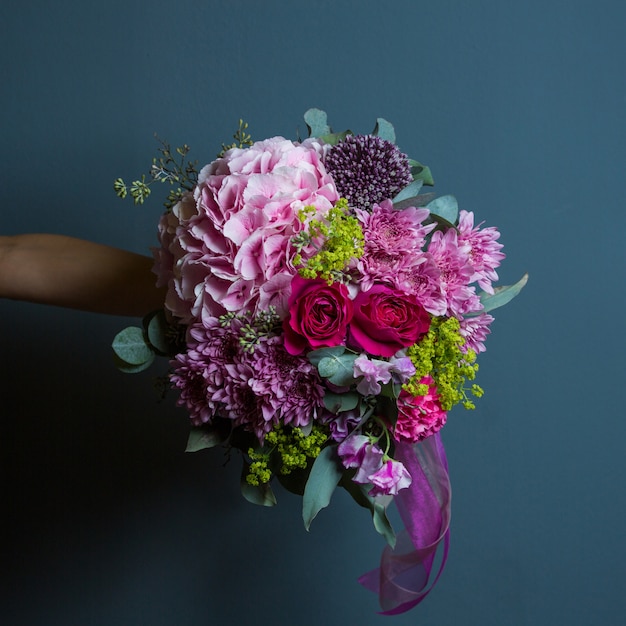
[359,432,451,615]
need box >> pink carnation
[394,378,447,443]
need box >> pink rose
[283,275,353,355]
[394,379,447,443]
[349,285,430,357]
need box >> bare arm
[0,234,165,317]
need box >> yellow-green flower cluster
[294,198,364,283]
[404,316,483,411]
[245,424,329,486]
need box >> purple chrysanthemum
[324,135,412,210]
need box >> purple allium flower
[324,135,412,210]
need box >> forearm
[0,234,165,317]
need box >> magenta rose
[283,275,353,355]
[349,285,430,357]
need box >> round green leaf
[112,326,153,365]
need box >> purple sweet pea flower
[368,458,412,497]
[353,354,393,395]
[337,435,384,483]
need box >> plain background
[1,1,625,625]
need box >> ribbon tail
[359,432,452,614]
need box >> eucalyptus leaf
[372,117,396,143]
[112,352,154,374]
[318,130,351,146]
[427,195,459,224]
[146,309,175,356]
[112,326,154,366]
[393,192,437,211]
[340,477,396,548]
[307,346,346,367]
[372,501,397,548]
[392,179,424,204]
[185,426,228,452]
[323,391,360,414]
[304,108,331,138]
[303,445,343,530]
[479,273,528,313]
[318,353,359,387]
[409,159,434,186]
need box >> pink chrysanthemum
[394,253,447,317]
[394,378,447,443]
[427,228,481,317]
[459,312,494,354]
[457,210,505,294]
[355,200,434,290]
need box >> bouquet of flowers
[113,109,526,614]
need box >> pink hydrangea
[153,137,340,325]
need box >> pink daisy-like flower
[356,200,434,290]
[427,228,481,317]
[457,210,505,294]
[459,312,494,354]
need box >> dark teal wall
[2,1,625,624]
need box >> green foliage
[304,108,331,138]
[393,178,424,204]
[114,137,199,211]
[294,199,364,283]
[243,424,329,491]
[302,444,343,530]
[112,326,154,370]
[427,195,459,225]
[185,424,230,452]
[218,118,253,157]
[405,317,482,411]
[372,117,396,143]
[308,346,359,387]
[241,459,277,506]
[409,159,434,186]
[479,273,528,313]
[323,391,360,414]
